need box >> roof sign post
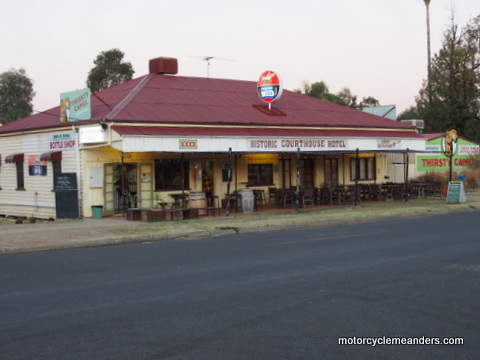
[257,71,283,110]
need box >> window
[16,162,25,190]
[300,159,314,188]
[350,157,376,181]
[324,157,339,186]
[154,159,189,190]
[248,164,273,186]
[52,161,62,188]
[5,154,25,190]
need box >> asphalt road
[1,212,479,360]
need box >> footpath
[1,191,479,255]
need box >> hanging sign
[257,71,283,103]
[442,129,458,157]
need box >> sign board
[417,137,480,171]
[28,155,47,176]
[446,181,466,204]
[249,138,347,151]
[48,132,77,150]
[257,71,283,103]
[54,173,77,190]
[79,125,107,144]
[54,173,79,219]
[60,88,91,122]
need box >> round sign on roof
[257,70,283,103]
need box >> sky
[1,0,479,117]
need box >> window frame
[350,157,376,181]
[16,162,25,190]
[154,158,190,191]
[247,163,274,186]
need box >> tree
[0,68,35,124]
[296,81,344,106]
[336,87,358,108]
[87,49,134,92]
[416,14,480,140]
[397,106,421,121]
[305,81,330,99]
[296,81,380,109]
[359,96,380,108]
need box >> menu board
[446,181,466,204]
[54,173,79,219]
[54,173,77,190]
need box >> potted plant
[125,191,141,220]
[125,190,138,208]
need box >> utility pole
[423,0,432,103]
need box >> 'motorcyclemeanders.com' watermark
[338,336,464,347]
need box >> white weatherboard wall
[0,131,78,219]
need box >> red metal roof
[422,133,480,145]
[0,73,417,134]
[112,125,424,139]
[422,133,443,141]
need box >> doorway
[324,157,339,187]
[299,158,314,189]
[201,161,214,197]
[104,163,138,215]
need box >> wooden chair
[268,187,277,205]
[207,195,221,216]
[274,188,287,208]
[302,188,315,207]
[319,187,333,205]
[253,190,266,211]
[369,184,382,201]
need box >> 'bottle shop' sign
[257,71,283,103]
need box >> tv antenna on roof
[189,55,234,78]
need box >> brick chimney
[149,57,178,75]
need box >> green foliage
[337,87,358,108]
[296,81,379,110]
[397,106,420,121]
[124,190,138,208]
[87,49,134,92]
[359,96,380,108]
[0,68,35,124]
[416,14,480,140]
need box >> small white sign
[79,125,106,144]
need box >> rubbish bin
[91,205,103,218]
[238,189,254,213]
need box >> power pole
[424,0,432,103]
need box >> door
[300,159,314,189]
[279,158,291,188]
[324,157,339,187]
[138,163,153,208]
[104,164,115,216]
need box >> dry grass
[104,190,480,241]
[1,191,479,253]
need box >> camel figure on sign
[444,129,458,156]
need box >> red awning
[5,153,24,164]
[40,151,62,162]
